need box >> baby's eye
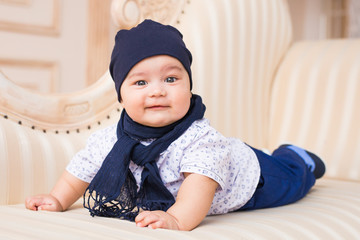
[135,80,147,86]
[165,77,177,83]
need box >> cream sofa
[1,0,359,239]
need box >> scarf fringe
[84,189,174,222]
[84,189,139,221]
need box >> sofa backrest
[174,0,293,148]
[269,39,360,181]
[0,71,120,205]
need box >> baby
[25,20,325,231]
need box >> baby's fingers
[25,197,43,211]
[37,203,59,211]
[135,211,160,228]
[134,210,148,224]
[25,195,63,212]
[148,220,166,230]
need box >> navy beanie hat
[109,19,193,101]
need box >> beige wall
[288,0,358,41]
[0,0,356,94]
[0,0,116,93]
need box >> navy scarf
[84,94,205,221]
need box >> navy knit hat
[109,19,193,101]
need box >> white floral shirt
[66,118,260,215]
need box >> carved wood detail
[111,0,189,29]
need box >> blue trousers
[239,146,316,210]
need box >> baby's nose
[149,84,166,97]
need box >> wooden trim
[86,0,112,86]
[344,0,349,37]
[0,59,58,92]
[0,0,31,6]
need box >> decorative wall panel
[0,0,60,36]
[0,0,114,93]
[0,60,58,92]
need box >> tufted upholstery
[0,0,359,239]
[0,71,120,205]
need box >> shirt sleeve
[179,126,231,190]
[66,124,117,183]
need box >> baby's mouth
[146,105,169,110]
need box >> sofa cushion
[0,179,359,239]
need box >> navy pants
[239,146,316,210]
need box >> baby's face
[120,55,192,127]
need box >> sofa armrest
[0,117,83,205]
[0,71,120,205]
[268,39,360,181]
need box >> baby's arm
[135,173,218,231]
[25,171,89,211]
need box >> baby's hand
[135,210,180,230]
[25,194,63,212]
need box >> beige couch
[1,0,359,239]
